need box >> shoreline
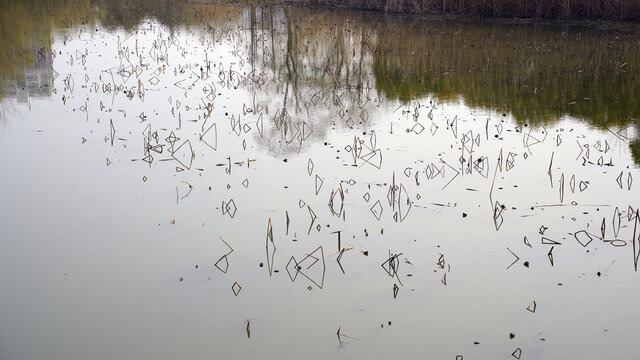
[204,0,640,31]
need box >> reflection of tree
[100,0,192,30]
[241,6,640,161]
[3,0,640,127]
[0,0,94,99]
[1,0,638,164]
[242,6,640,139]
[631,122,640,166]
[631,139,640,166]
[294,0,640,19]
[371,17,640,129]
[0,0,242,101]
[243,5,375,156]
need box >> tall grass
[295,0,640,20]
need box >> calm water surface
[1,1,640,359]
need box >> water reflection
[2,1,639,126]
[0,0,80,101]
[0,0,220,100]
[246,6,640,162]
[1,2,640,359]
[632,137,640,164]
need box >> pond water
[1,1,640,359]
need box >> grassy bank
[243,0,640,20]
